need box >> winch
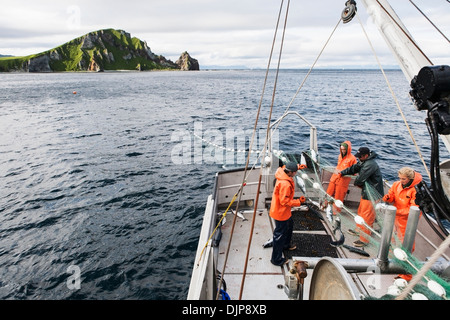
[410,65,450,135]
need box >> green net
[273,148,450,300]
[391,247,450,299]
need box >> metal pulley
[342,0,357,24]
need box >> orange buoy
[73,91,77,94]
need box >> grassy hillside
[0,56,29,72]
[0,29,180,72]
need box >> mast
[357,0,450,230]
[359,0,450,153]
[360,0,430,81]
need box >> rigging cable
[375,0,433,65]
[409,0,450,43]
[239,0,291,300]
[355,11,432,180]
[271,16,343,136]
[214,0,287,300]
[373,1,450,236]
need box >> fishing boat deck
[217,203,404,300]
[217,204,379,300]
[191,166,450,300]
[217,208,288,300]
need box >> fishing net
[274,148,450,300]
[390,247,450,298]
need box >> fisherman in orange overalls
[383,167,422,246]
[325,141,357,214]
[383,167,422,281]
[269,162,305,266]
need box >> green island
[0,28,199,72]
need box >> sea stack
[176,51,200,71]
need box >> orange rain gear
[383,171,423,243]
[326,141,357,213]
[357,198,376,243]
[383,171,422,282]
[270,167,302,221]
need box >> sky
[0,0,449,69]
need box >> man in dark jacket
[339,147,383,247]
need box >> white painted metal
[187,195,215,300]
[360,0,431,81]
[360,0,450,153]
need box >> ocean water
[0,69,440,299]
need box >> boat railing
[187,194,216,300]
[269,111,318,155]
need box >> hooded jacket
[270,167,301,221]
[340,151,384,200]
[329,141,357,186]
[383,171,422,216]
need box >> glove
[298,164,307,170]
[299,196,306,204]
[383,194,391,202]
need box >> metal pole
[292,256,407,274]
[377,205,397,270]
[402,206,421,253]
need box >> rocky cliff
[0,29,199,72]
[176,52,200,71]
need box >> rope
[271,16,342,135]
[205,0,444,300]
[355,12,431,180]
[239,0,291,300]
[195,192,238,267]
[191,130,260,154]
[395,234,450,300]
[215,0,288,300]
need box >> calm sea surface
[0,69,438,299]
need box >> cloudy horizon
[1,0,449,69]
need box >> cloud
[0,0,448,68]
